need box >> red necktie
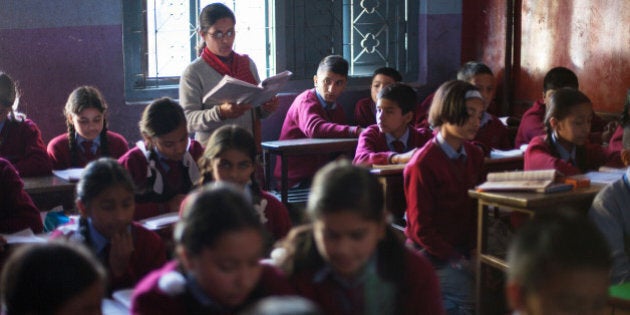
[391,140,405,153]
[81,141,95,161]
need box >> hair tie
[465,90,483,100]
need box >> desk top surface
[262,138,358,153]
[468,184,603,209]
[23,176,76,194]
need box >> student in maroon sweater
[50,158,166,292]
[275,162,444,315]
[514,66,608,148]
[119,98,203,220]
[197,125,291,241]
[131,184,293,315]
[604,92,630,154]
[275,55,362,189]
[0,157,44,234]
[353,67,402,128]
[404,80,486,314]
[524,88,623,176]
[354,83,433,165]
[47,86,129,170]
[0,72,51,177]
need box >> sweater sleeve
[0,160,44,233]
[524,136,582,176]
[297,92,355,138]
[353,126,393,165]
[13,120,52,177]
[179,63,225,134]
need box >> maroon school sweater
[0,118,51,177]
[474,114,512,150]
[404,139,485,261]
[354,97,376,128]
[353,125,433,165]
[0,158,44,233]
[47,130,129,169]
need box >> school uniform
[0,118,51,177]
[258,190,292,240]
[414,92,433,129]
[290,248,445,315]
[118,140,203,220]
[274,88,359,188]
[353,124,433,165]
[354,97,376,128]
[404,134,484,314]
[474,112,512,151]
[524,134,621,176]
[131,260,293,315]
[0,158,44,233]
[607,124,624,153]
[47,131,129,169]
[51,220,167,291]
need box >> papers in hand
[53,168,84,182]
[489,148,524,159]
[1,228,47,244]
[140,212,179,230]
[203,70,292,107]
[476,169,573,193]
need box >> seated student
[506,210,611,315]
[51,158,167,291]
[0,242,106,315]
[404,80,486,314]
[0,157,44,233]
[524,88,623,176]
[589,165,630,284]
[275,161,444,315]
[604,91,630,154]
[354,67,402,128]
[131,183,293,315]
[119,98,203,220]
[48,86,129,170]
[457,62,512,151]
[0,72,51,177]
[514,66,607,148]
[197,124,291,241]
[353,83,433,165]
[275,55,362,189]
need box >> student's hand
[109,228,134,278]
[168,194,187,213]
[218,102,252,119]
[621,149,630,166]
[261,96,280,113]
[390,148,417,164]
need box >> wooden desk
[23,176,76,211]
[261,138,358,204]
[469,185,603,314]
[370,164,406,222]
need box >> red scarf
[201,47,257,85]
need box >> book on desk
[476,169,574,193]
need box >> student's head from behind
[307,161,386,278]
[370,67,403,103]
[64,86,108,141]
[0,72,18,122]
[175,183,266,307]
[314,55,349,103]
[506,210,610,315]
[197,3,236,57]
[542,67,579,104]
[1,242,106,315]
[457,61,495,109]
[428,80,484,140]
[76,157,135,239]
[544,88,592,146]
[376,83,417,137]
[199,124,256,188]
[140,97,189,161]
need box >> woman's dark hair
[175,183,265,256]
[620,90,630,125]
[543,67,579,93]
[377,83,417,115]
[277,161,407,313]
[0,241,106,315]
[198,125,263,202]
[76,157,135,206]
[139,97,187,140]
[316,55,349,77]
[196,3,236,55]
[507,209,610,294]
[0,72,25,122]
[428,80,481,128]
[64,86,111,167]
[456,61,493,82]
[372,67,402,82]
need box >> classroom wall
[0,0,464,144]
[462,0,630,116]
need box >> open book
[203,70,292,107]
[476,169,573,193]
[52,168,84,182]
[139,212,179,230]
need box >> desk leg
[263,150,271,191]
[281,154,288,204]
[476,200,489,315]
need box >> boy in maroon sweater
[353,67,402,128]
[274,55,362,189]
[354,83,433,165]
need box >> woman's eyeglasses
[209,30,235,40]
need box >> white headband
[465,90,483,100]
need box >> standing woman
[179,3,279,145]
